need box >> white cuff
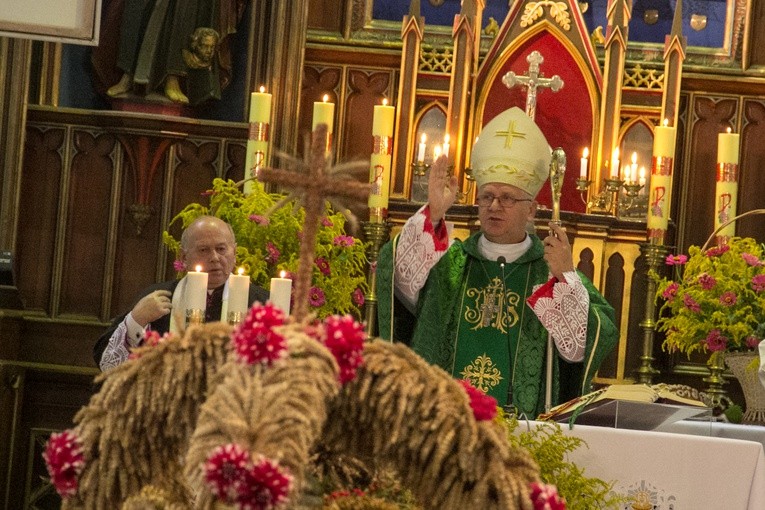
[125,312,148,347]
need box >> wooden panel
[747,0,765,68]
[599,251,626,379]
[16,126,64,313]
[307,0,344,33]
[342,69,392,161]
[59,130,115,317]
[739,99,765,237]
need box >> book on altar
[538,384,712,431]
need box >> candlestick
[647,120,677,244]
[715,128,740,243]
[227,268,250,322]
[244,86,272,195]
[312,94,335,155]
[270,271,292,315]
[580,147,589,179]
[369,99,395,223]
[417,134,426,163]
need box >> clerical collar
[478,234,531,264]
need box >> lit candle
[630,152,638,183]
[312,94,335,135]
[647,119,677,244]
[186,265,208,311]
[442,134,450,157]
[653,119,676,158]
[433,144,442,161]
[717,127,740,165]
[369,98,395,222]
[638,166,646,187]
[270,270,292,315]
[227,268,250,316]
[580,147,589,179]
[610,147,620,179]
[417,134,426,163]
[244,86,272,195]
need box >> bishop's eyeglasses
[476,192,532,208]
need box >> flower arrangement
[653,236,765,357]
[162,178,369,319]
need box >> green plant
[653,237,765,357]
[502,413,623,509]
[163,178,369,319]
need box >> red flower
[43,430,85,499]
[457,379,497,421]
[321,315,366,384]
[705,329,728,352]
[265,242,280,264]
[309,287,326,307]
[752,274,765,293]
[249,214,270,226]
[661,282,679,300]
[173,259,186,272]
[529,482,566,510]
[238,455,293,509]
[315,257,331,276]
[719,291,737,307]
[697,273,716,290]
[128,330,170,360]
[683,294,701,313]
[746,336,761,349]
[742,253,763,266]
[352,288,365,307]
[333,235,354,247]
[232,303,288,366]
[204,443,251,503]
[665,254,688,265]
[706,244,730,257]
[321,216,334,227]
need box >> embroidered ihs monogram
[460,353,503,392]
[464,276,521,333]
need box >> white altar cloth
[525,421,765,509]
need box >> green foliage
[163,178,369,319]
[653,237,765,357]
[724,403,744,424]
[502,413,624,510]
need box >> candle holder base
[362,220,392,339]
[186,308,205,327]
[227,311,244,326]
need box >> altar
[523,421,765,509]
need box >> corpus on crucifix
[502,50,563,120]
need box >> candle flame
[434,145,442,159]
[280,270,287,278]
[322,94,329,103]
[259,85,265,93]
[420,133,427,143]
[382,98,388,106]
[663,118,669,127]
[238,267,245,276]
[582,147,589,158]
[612,147,619,160]
[639,166,646,179]
[631,152,637,164]
[195,265,203,272]
[726,127,732,134]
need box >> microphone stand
[498,256,512,412]
[545,148,566,413]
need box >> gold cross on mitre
[501,50,563,121]
[258,123,370,321]
[495,120,526,149]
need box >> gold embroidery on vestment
[464,277,520,332]
[460,354,503,392]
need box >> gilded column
[661,0,687,127]
[391,1,424,200]
[594,0,632,198]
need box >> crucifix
[258,124,370,321]
[502,50,563,120]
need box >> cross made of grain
[258,123,370,321]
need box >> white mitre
[470,106,552,197]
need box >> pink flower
[333,235,355,247]
[529,482,566,510]
[265,242,280,264]
[238,456,293,509]
[249,214,269,226]
[706,244,730,257]
[752,274,765,293]
[705,329,728,352]
[200,189,216,197]
[309,287,326,307]
[352,288,365,307]
[315,257,331,276]
[43,430,85,499]
[719,291,737,307]
[204,443,251,503]
[742,253,763,266]
[683,294,701,313]
[746,336,761,349]
[457,379,497,421]
[232,303,288,366]
[321,315,366,384]
[661,282,679,300]
[173,259,186,272]
[665,254,688,265]
[321,216,333,227]
[697,273,716,290]
[128,331,170,360]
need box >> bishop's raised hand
[428,155,458,224]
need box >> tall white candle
[580,147,589,179]
[417,134,426,163]
[186,265,208,311]
[610,147,620,179]
[270,271,292,315]
[442,134,450,157]
[228,268,250,315]
[312,94,335,134]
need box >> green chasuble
[377,231,618,418]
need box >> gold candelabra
[186,308,204,327]
[635,242,668,384]
[362,220,392,339]
[227,311,244,327]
